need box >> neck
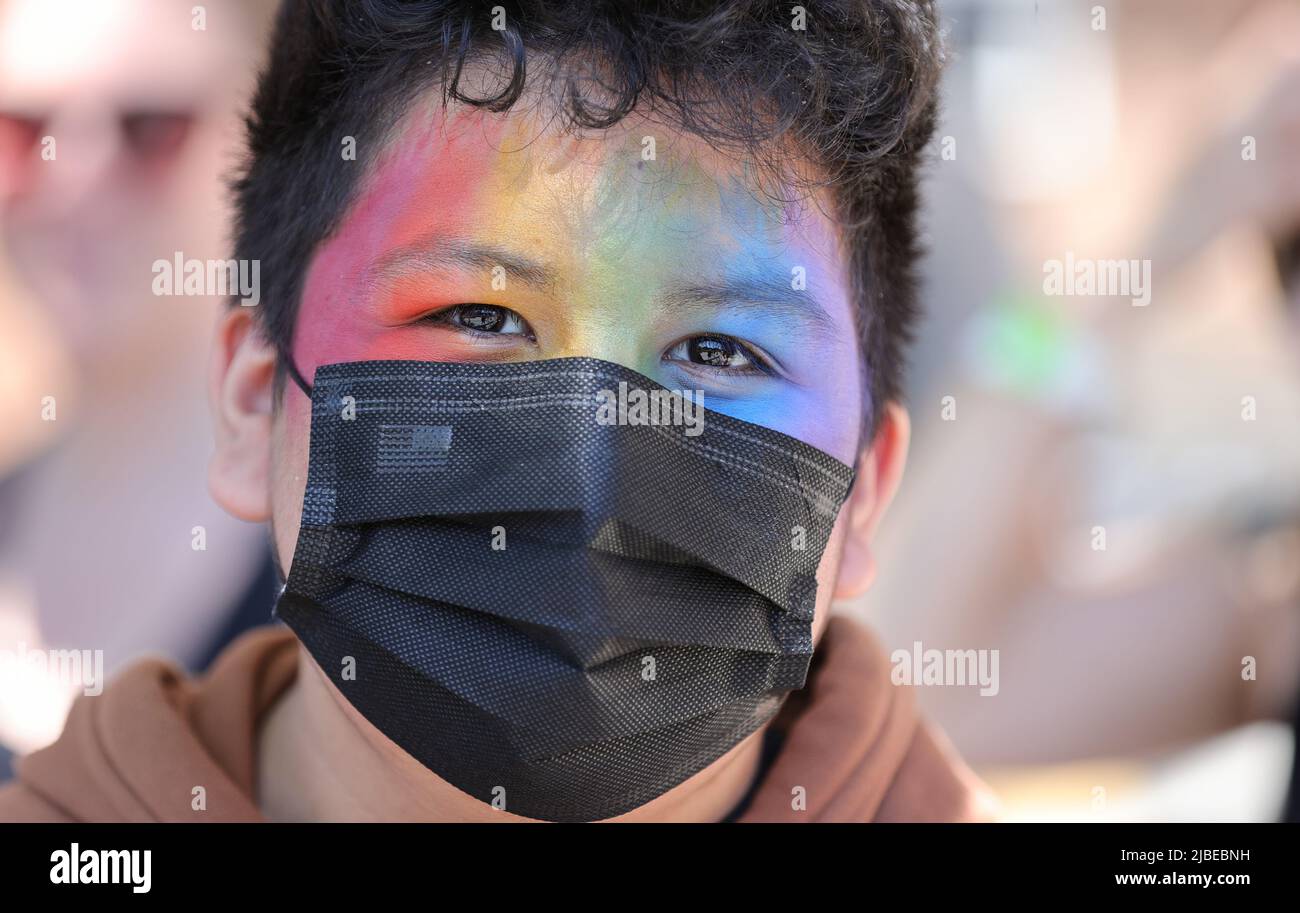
[257,643,765,822]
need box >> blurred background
[0,0,1297,820]
[0,0,279,779]
[858,0,1300,821]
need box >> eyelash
[663,334,775,377]
[420,303,535,340]
[419,303,775,376]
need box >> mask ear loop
[277,342,314,399]
[271,344,312,603]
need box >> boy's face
[210,91,908,816]
[249,99,880,643]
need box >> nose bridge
[540,280,663,539]
[550,274,662,378]
[554,329,643,373]
[573,367,622,540]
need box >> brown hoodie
[0,615,996,822]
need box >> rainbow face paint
[291,100,864,463]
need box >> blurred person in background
[864,0,1300,820]
[0,0,277,779]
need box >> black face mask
[274,357,855,822]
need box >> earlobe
[208,308,276,522]
[832,403,911,601]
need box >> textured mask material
[275,357,855,821]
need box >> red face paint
[292,112,511,382]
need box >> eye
[0,113,45,185]
[423,303,533,338]
[664,335,770,374]
[120,111,193,164]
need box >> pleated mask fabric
[274,357,855,821]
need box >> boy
[0,0,995,822]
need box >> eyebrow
[368,236,558,293]
[367,235,836,333]
[659,275,837,334]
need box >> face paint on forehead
[567,135,834,306]
[286,102,864,461]
[291,112,515,379]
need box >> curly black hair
[231,0,943,432]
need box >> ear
[832,402,911,600]
[208,307,276,522]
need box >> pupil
[690,337,734,367]
[459,305,503,332]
